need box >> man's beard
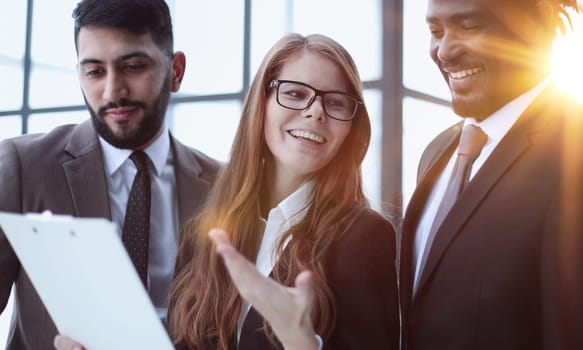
[88,77,171,149]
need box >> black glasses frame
[269,79,362,121]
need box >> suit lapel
[63,126,211,232]
[62,126,214,233]
[417,123,463,183]
[414,89,555,295]
[400,123,462,305]
[62,120,111,219]
[171,135,213,237]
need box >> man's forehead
[426,0,525,24]
[80,25,156,43]
[77,26,160,61]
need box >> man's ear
[536,0,558,33]
[524,0,559,53]
[170,51,186,92]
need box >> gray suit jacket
[0,120,219,350]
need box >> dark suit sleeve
[324,209,399,350]
[0,139,23,313]
[540,167,583,349]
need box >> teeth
[289,130,325,144]
[449,67,483,79]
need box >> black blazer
[0,120,219,350]
[238,208,399,350]
[400,85,583,349]
[173,208,399,350]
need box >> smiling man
[0,1,219,349]
[399,0,583,349]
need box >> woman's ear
[170,51,186,92]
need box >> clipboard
[0,211,175,350]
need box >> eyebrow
[426,10,486,24]
[79,51,153,66]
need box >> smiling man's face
[426,0,550,119]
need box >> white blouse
[236,181,313,343]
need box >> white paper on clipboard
[0,211,175,350]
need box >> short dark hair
[72,0,174,55]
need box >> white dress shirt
[236,181,313,344]
[99,124,179,318]
[412,79,550,293]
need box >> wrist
[282,334,319,350]
[280,326,320,350]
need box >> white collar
[266,180,313,226]
[99,124,171,177]
[464,78,550,144]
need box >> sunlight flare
[552,12,583,104]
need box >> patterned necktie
[415,125,487,290]
[122,151,151,287]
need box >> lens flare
[552,12,583,104]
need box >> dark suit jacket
[172,209,399,350]
[400,85,583,349]
[237,208,399,350]
[0,120,219,350]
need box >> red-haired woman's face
[264,51,352,186]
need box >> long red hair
[168,33,371,349]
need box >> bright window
[1,1,442,344]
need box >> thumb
[295,270,314,311]
[54,335,84,350]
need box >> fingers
[208,228,317,350]
[53,335,84,350]
[208,228,256,276]
[208,228,314,311]
[208,228,274,302]
[208,229,249,276]
[208,228,230,247]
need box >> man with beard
[0,1,219,349]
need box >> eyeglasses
[269,79,362,121]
